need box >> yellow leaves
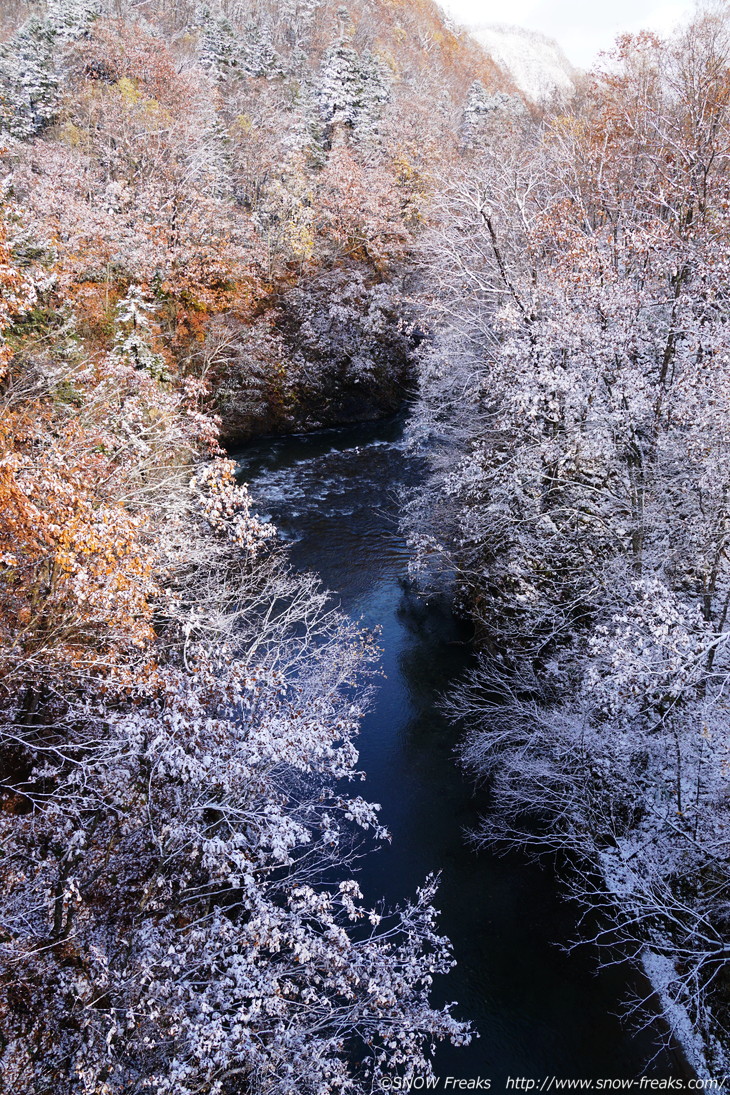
[115,76,142,105]
[393,154,416,183]
[285,220,315,261]
[58,122,86,149]
[378,50,399,75]
[232,114,253,136]
[55,549,77,573]
[549,114,589,142]
[0,396,162,675]
[110,75,165,125]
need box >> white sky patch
[438,0,695,68]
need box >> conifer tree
[197,5,241,76]
[113,286,167,380]
[317,39,390,142]
[461,81,524,150]
[241,19,280,78]
[46,0,99,42]
[0,1,99,140]
[0,16,58,138]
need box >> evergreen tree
[196,4,241,77]
[461,81,525,150]
[0,17,58,139]
[196,5,280,81]
[357,49,391,137]
[46,0,100,42]
[283,80,328,165]
[317,40,390,142]
[241,19,280,78]
[0,2,99,140]
[113,286,167,380]
[280,0,322,65]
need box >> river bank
[233,413,680,1084]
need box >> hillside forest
[2,0,730,1090]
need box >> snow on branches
[408,7,730,1075]
[0,111,467,1095]
[191,458,277,555]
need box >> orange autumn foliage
[0,401,158,687]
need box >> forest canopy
[406,7,730,1078]
[0,0,501,1089]
[5,0,730,1088]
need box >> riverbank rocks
[213,262,420,445]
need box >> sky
[437,0,696,68]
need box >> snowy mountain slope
[470,23,576,102]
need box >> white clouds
[439,0,695,68]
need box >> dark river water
[234,414,677,1088]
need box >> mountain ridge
[468,21,577,102]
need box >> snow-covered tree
[46,0,99,42]
[0,16,58,138]
[197,5,242,75]
[113,285,168,378]
[461,81,525,150]
[407,8,730,1074]
[317,40,390,143]
[241,19,280,78]
[0,0,100,139]
[0,1,521,1087]
[0,419,471,1090]
[196,5,281,80]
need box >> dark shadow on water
[233,415,678,1086]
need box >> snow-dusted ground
[471,23,576,102]
[640,951,712,1079]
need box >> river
[234,413,675,1086]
